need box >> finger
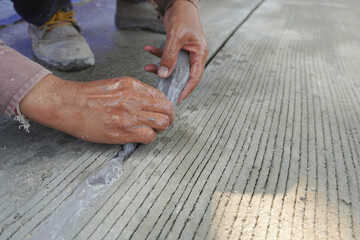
[177,61,204,104]
[144,45,163,58]
[144,64,158,74]
[141,97,175,124]
[158,35,185,79]
[131,126,157,144]
[137,111,170,132]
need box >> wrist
[164,0,200,28]
[165,0,199,14]
[19,74,68,125]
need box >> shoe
[115,0,165,33]
[28,11,95,71]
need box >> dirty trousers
[11,0,147,26]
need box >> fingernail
[158,66,169,78]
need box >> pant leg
[11,0,73,26]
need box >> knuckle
[108,114,134,130]
[195,74,202,83]
[107,114,121,127]
[156,89,167,99]
[204,46,209,56]
[200,45,209,56]
[122,76,132,81]
[158,115,170,129]
[165,101,175,114]
[112,77,136,89]
[112,78,123,89]
[122,77,137,86]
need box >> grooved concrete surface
[1,0,360,239]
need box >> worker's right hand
[19,74,174,144]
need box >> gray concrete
[1,0,360,239]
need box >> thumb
[158,36,184,78]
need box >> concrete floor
[1,0,360,239]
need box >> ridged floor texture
[1,0,360,239]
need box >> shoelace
[40,11,77,31]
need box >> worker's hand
[144,0,208,104]
[19,74,174,144]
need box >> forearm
[0,39,51,117]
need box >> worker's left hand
[144,0,209,104]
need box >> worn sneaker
[28,11,95,71]
[115,0,165,33]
